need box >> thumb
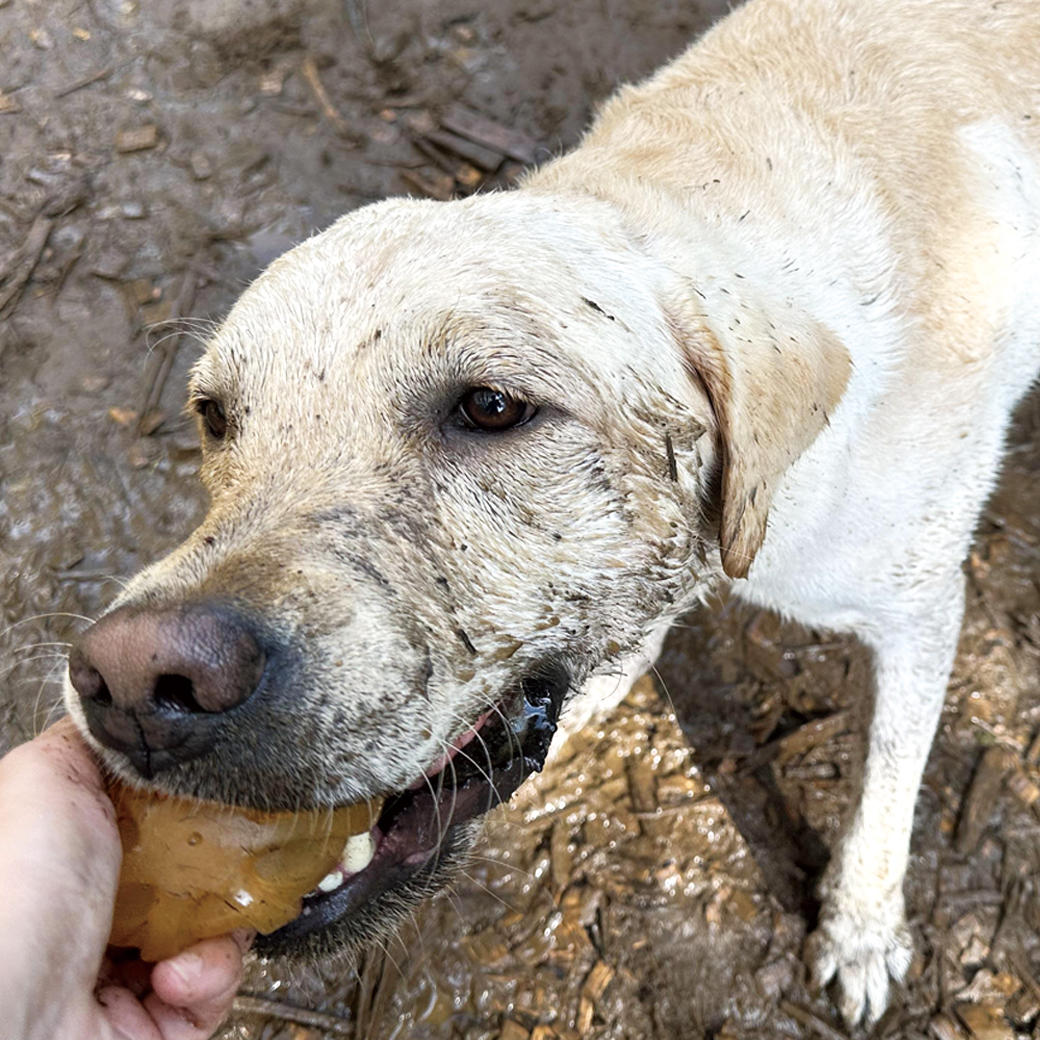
[0,718,122,996]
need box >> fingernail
[166,951,203,985]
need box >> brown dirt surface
[2,2,1038,1038]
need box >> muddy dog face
[65,192,718,957]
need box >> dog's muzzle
[257,661,570,950]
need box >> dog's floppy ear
[670,294,851,579]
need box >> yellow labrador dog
[65,0,1039,1026]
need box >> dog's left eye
[456,387,536,432]
[195,398,229,441]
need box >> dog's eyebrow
[187,347,238,401]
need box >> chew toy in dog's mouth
[258,670,567,950]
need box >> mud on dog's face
[65,193,715,955]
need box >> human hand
[0,718,249,1040]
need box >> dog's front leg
[807,582,965,1026]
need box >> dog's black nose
[68,603,266,777]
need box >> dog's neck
[517,173,854,587]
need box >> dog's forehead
[197,193,664,394]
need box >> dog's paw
[805,898,913,1028]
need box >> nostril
[68,650,112,705]
[153,674,206,715]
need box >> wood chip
[626,758,657,813]
[550,819,573,890]
[1006,765,1040,806]
[116,125,159,152]
[409,135,484,188]
[137,407,166,436]
[776,710,851,763]
[956,746,1013,854]
[454,161,484,188]
[0,90,21,114]
[399,168,454,200]
[127,438,159,468]
[929,1012,968,1040]
[530,1027,559,1040]
[441,104,538,164]
[108,407,138,427]
[576,997,594,1035]
[1025,728,1040,765]
[954,1002,1015,1040]
[656,773,699,804]
[424,127,503,171]
[460,927,510,968]
[259,69,286,96]
[1006,987,1040,1027]
[126,278,160,305]
[189,151,213,180]
[581,960,615,1003]
[499,1021,529,1040]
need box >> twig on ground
[54,64,115,98]
[301,56,353,137]
[440,104,538,164]
[232,995,353,1035]
[136,267,197,433]
[0,215,53,316]
[956,745,1013,854]
[779,1000,850,1040]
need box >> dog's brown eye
[196,398,228,440]
[457,387,535,432]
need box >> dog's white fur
[536,0,1040,1021]
[68,0,1039,1025]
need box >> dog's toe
[806,900,913,1028]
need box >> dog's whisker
[29,660,70,736]
[649,662,679,722]
[0,612,94,641]
[37,694,68,735]
[10,640,72,654]
[464,852,541,884]
[455,868,521,916]
[372,931,402,976]
[481,699,524,776]
[431,752,461,879]
[0,651,69,679]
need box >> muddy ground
[2,1,1039,1038]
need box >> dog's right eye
[456,387,536,432]
[195,398,228,441]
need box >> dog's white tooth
[317,869,345,893]
[341,831,376,874]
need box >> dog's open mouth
[257,669,567,951]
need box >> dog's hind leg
[806,574,967,1026]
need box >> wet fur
[65,0,1040,1026]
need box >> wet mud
[1,1,1038,1038]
